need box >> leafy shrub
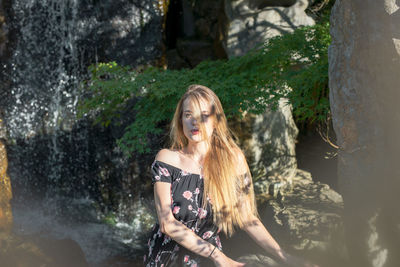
[78,22,331,155]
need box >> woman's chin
[187,135,205,143]
[189,137,202,142]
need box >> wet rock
[84,0,164,66]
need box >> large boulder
[223,0,315,57]
[233,98,299,188]
[11,195,155,266]
[329,0,400,266]
[261,170,344,256]
[222,169,345,267]
[223,0,314,183]
[0,232,89,267]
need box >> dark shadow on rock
[221,168,346,267]
[0,232,88,267]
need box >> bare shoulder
[155,148,180,166]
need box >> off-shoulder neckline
[154,160,202,176]
[154,160,249,178]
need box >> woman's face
[181,97,215,144]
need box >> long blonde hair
[170,84,258,236]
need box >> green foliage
[78,22,331,155]
[262,22,331,122]
[102,212,118,226]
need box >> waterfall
[6,0,87,195]
[1,0,163,264]
[4,0,164,196]
[9,0,80,139]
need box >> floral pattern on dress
[144,160,222,267]
[183,254,199,267]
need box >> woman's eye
[184,113,191,118]
[202,114,209,120]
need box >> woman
[144,85,318,267]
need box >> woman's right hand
[211,249,246,267]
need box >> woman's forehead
[182,97,211,112]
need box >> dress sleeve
[151,161,173,184]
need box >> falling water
[8,0,79,138]
[6,0,85,192]
[1,0,163,264]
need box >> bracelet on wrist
[208,246,217,258]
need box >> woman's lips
[191,129,200,135]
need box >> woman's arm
[154,182,245,266]
[243,215,319,267]
[242,215,286,260]
[234,150,318,266]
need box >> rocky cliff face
[0,1,163,263]
[0,0,345,264]
[1,0,163,202]
[164,0,227,69]
[0,0,10,60]
[224,0,315,185]
[0,139,12,233]
[223,0,315,57]
[329,0,400,266]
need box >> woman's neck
[183,141,208,162]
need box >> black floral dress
[144,160,222,267]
